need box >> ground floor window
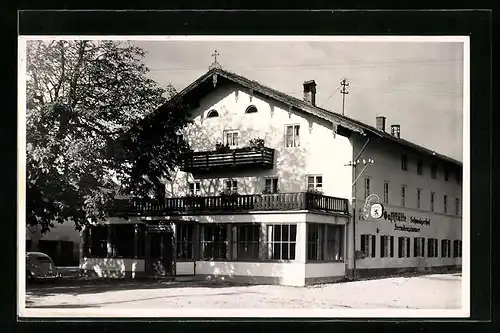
[200,224,228,260]
[175,223,195,260]
[307,223,323,260]
[266,224,296,260]
[113,224,135,258]
[441,239,452,258]
[414,237,426,257]
[88,225,108,257]
[398,236,411,258]
[453,240,463,258]
[427,238,439,257]
[360,234,376,258]
[380,235,394,258]
[235,224,260,260]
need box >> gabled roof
[175,68,462,167]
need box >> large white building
[80,67,462,286]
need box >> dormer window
[245,105,258,114]
[207,109,219,118]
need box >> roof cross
[209,49,222,70]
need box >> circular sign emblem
[370,203,384,219]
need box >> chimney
[375,116,386,132]
[303,80,317,106]
[390,124,401,138]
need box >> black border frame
[3,7,493,333]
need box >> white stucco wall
[80,258,145,277]
[195,261,306,286]
[350,133,463,270]
[167,83,353,199]
[305,263,346,278]
[176,261,195,276]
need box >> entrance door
[149,232,174,276]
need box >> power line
[320,85,341,108]
[148,59,463,72]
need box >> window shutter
[371,235,376,258]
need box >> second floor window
[430,191,435,212]
[431,164,437,179]
[417,160,423,175]
[188,181,201,196]
[285,124,300,147]
[225,180,238,193]
[264,177,279,194]
[384,181,389,204]
[417,188,422,209]
[307,175,323,191]
[225,131,239,147]
[401,154,408,171]
[455,198,460,215]
[444,194,448,214]
[364,177,371,199]
[444,167,449,181]
[401,185,407,207]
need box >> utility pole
[340,78,350,116]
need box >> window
[245,105,258,114]
[417,160,423,175]
[427,238,438,257]
[456,170,461,184]
[401,154,408,171]
[225,179,238,193]
[225,131,239,147]
[453,240,462,258]
[200,224,228,260]
[88,225,108,257]
[455,198,460,215]
[444,167,449,181]
[113,224,135,258]
[307,224,344,261]
[285,124,300,147]
[383,181,389,204]
[361,234,376,258]
[414,237,425,257]
[430,192,435,212]
[398,237,411,258]
[264,177,279,194]
[175,223,194,260]
[235,224,260,260]
[188,181,201,196]
[207,109,219,118]
[326,225,344,261]
[267,224,297,260]
[307,224,323,261]
[444,195,448,214]
[417,188,422,209]
[307,175,323,191]
[380,235,394,258]
[401,185,407,207]
[441,239,451,258]
[364,177,371,199]
[431,164,437,179]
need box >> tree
[26,40,191,233]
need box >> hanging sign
[370,203,384,219]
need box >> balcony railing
[110,192,349,217]
[180,146,275,173]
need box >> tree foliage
[26,40,191,232]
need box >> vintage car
[26,252,62,282]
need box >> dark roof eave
[173,68,462,167]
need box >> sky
[133,38,464,161]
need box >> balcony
[110,192,350,217]
[180,146,275,173]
